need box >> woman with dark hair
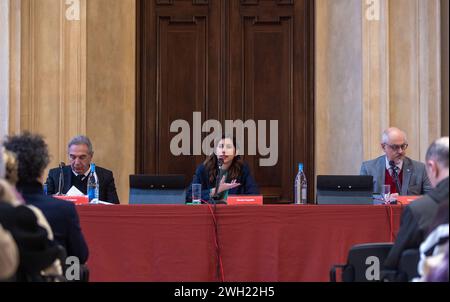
[186,136,259,203]
[3,132,89,264]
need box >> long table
[76,204,403,282]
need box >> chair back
[330,242,393,282]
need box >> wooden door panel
[137,0,314,202]
[228,0,313,202]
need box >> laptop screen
[129,175,185,190]
[129,175,186,205]
[316,175,374,205]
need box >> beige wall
[86,0,135,203]
[442,0,449,136]
[5,0,135,203]
[316,0,364,175]
[0,0,9,139]
[389,0,441,159]
[316,0,443,180]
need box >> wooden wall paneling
[228,0,314,202]
[139,0,222,186]
[157,15,207,177]
[293,0,315,203]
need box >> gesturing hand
[211,176,241,196]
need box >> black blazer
[383,177,449,273]
[16,181,89,264]
[46,165,119,204]
[0,201,62,277]
[186,162,260,203]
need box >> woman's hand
[211,176,241,196]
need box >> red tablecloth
[76,204,403,282]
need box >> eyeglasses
[384,144,408,151]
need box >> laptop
[129,174,186,205]
[316,175,374,205]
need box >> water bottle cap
[298,163,303,172]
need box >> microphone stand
[57,162,65,196]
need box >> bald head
[381,127,408,145]
[425,137,449,187]
[381,127,409,164]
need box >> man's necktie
[390,165,402,194]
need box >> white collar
[385,156,403,172]
[72,167,91,178]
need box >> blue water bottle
[87,163,98,203]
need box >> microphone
[389,160,401,194]
[57,162,65,196]
[212,158,224,202]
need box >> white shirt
[385,157,403,176]
[72,167,91,181]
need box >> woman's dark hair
[3,132,50,183]
[204,135,244,184]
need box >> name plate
[53,195,89,205]
[227,195,263,205]
[396,195,421,205]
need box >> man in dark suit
[360,127,432,195]
[3,132,89,264]
[382,137,449,280]
[46,135,119,204]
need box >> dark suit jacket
[186,162,260,203]
[17,181,89,264]
[360,155,432,195]
[46,165,119,204]
[0,201,61,278]
[383,177,449,272]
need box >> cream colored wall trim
[362,0,390,160]
[417,0,441,157]
[442,0,450,136]
[316,0,364,175]
[58,0,87,160]
[14,0,87,174]
[8,0,21,135]
[389,0,441,161]
[86,0,136,204]
[0,0,10,140]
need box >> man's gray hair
[426,137,449,168]
[68,135,94,155]
[381,128,408,144]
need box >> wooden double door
[137,0,315,203]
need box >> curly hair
[3,132,50,183]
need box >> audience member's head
[3,132,50,185]
[67,135,94,175]
[2,150,19,185]
[0,149,24,205]
[425,137,449,188]
[0,179,19,206]
[380,127,409,165]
